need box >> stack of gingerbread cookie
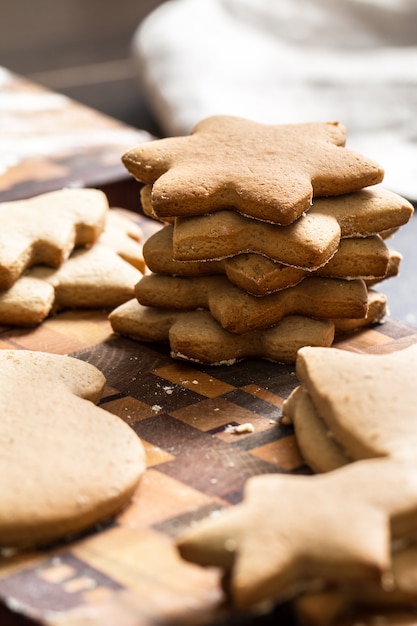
[110,115,413,364]
[0,188,146,326]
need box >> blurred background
[0,0,164,135]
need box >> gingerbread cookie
[0,209,146,326]
[109,301,335,364]
[177,458,417,609]
[0,350,146,548]
[134,274,369,334]
[144,225,393,295]
[278,343,417,622]
[139,184,174,223]
[109,288,385,365]
[282,343,417,469]
[175,208,342,270]
[0,188,108,289]
[0,244,143,326]
[282,386,351,473]
[365,249,402,287]
[333,289,387,333]
[99,209,146,272]
[314,186,413,237]
[122,116,384,224]
[171,187,412,266]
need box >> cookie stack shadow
[110,118,414,364]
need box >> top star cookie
[122,116,384,225]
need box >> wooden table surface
[0,65,151,209]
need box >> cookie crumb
[225,423,255,434]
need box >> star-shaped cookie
[0,209,145,326]
[144,225,397,296]
[122,116,384,225]
[171,186,413,267]
[0,244,143,326]
[0,188,108,289]
[99,209,145,272]
[109,301,335,364]
[135,274,368,334]
[177,458,417,609]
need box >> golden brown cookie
[109,301,335,365]
[173,207,339,269]
[140,184,174,223]
[122,116,384,224]
[144,225,392,295]
[0,350,146,548]
[110,287,385,364]
[0,188,108,289]
[171,187,413,266]
[99,209,146,272]
[0,205,146,326]
[282,386,351,473]
[282,343,417,467]
[0,244,143,326]
[177,458,417,609]
[365,249,402,287]
[221,239,394,295]
[333,288,387,333]
[134,274,369,333]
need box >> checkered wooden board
[1,310,417,626]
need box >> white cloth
[132,0,417,199]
